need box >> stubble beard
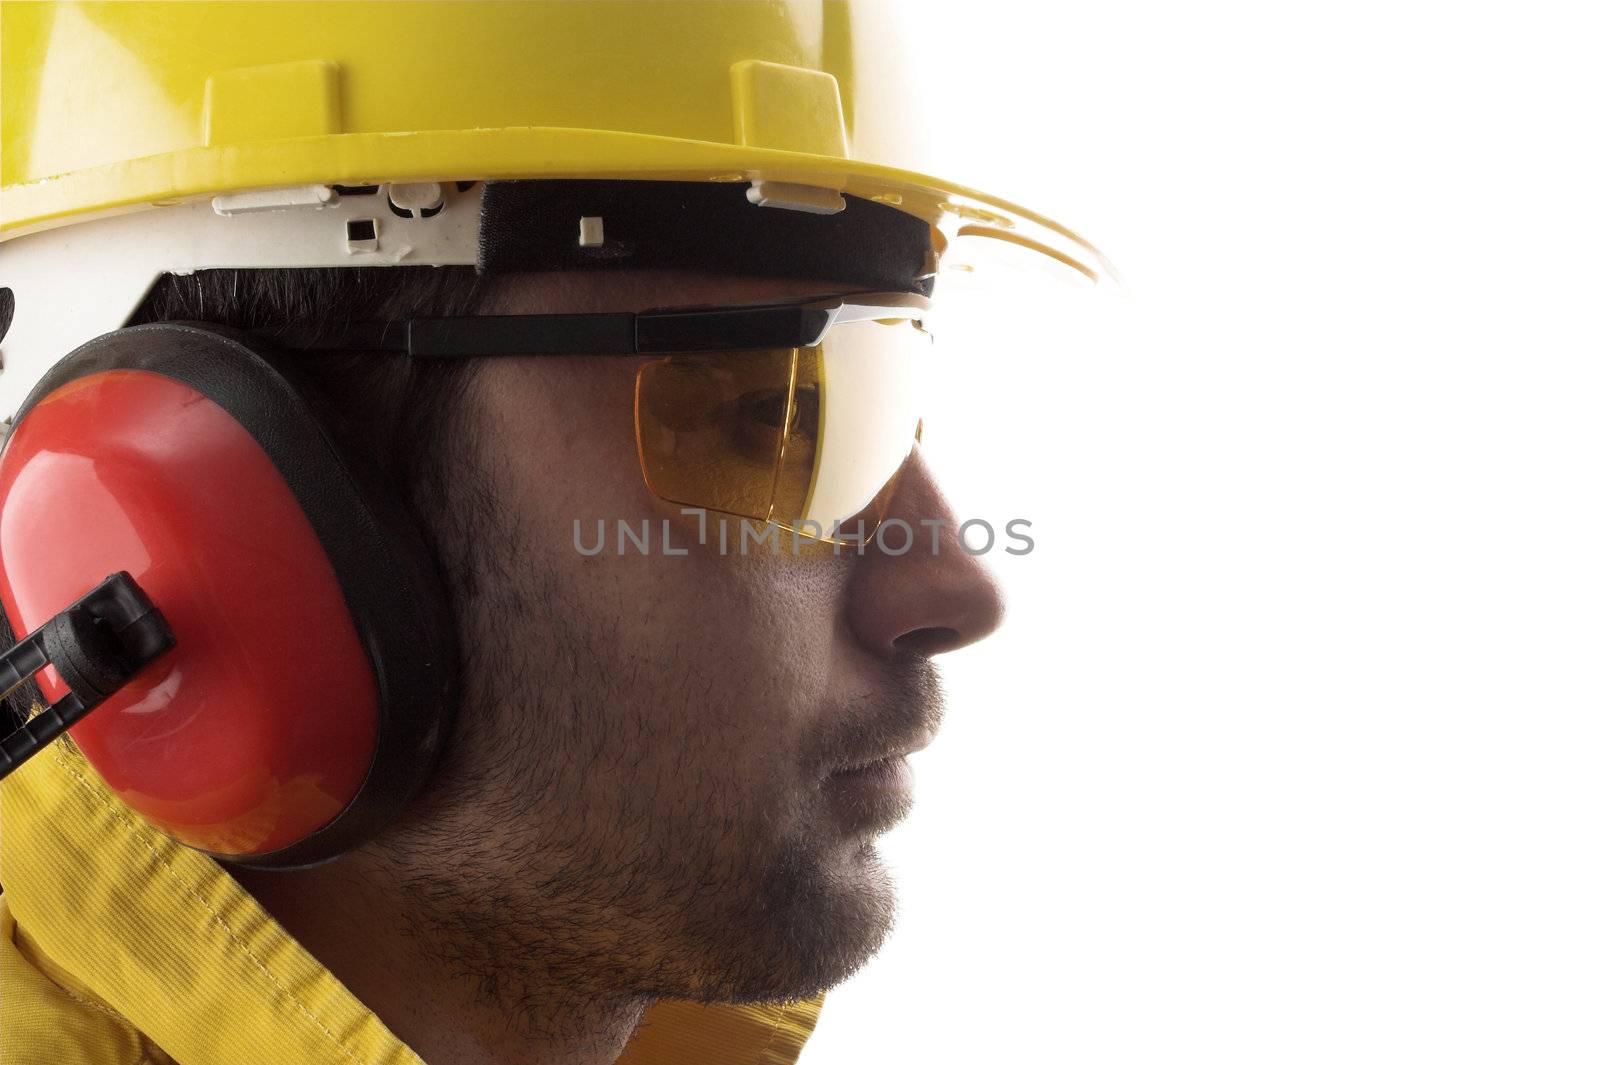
[378,494,912,1023]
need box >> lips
[814,656,946,783]
[829,727,935,776]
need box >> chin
[676,837,899,1005]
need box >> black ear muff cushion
[4,322,458,868]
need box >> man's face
[385,270,1005,1007]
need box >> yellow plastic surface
[0,1,1109,279]
[0,733,823,1065]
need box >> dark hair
[0,267,498,731]
[128,266,498,478]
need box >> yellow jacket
[0,738,822,1065]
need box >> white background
[806,1,1599,1062]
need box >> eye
[788,385,819,441]
[717,388,790,463]
[738,388,793,431]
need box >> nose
[845,450,1007,658]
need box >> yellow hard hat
[0,1,1111,410]
[3,0,1104,264]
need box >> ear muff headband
[0,323,458,869]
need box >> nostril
[893,627,962,657]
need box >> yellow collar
[0,738,821,1065]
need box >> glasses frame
[286,287,934,548]
[298,289,932,359]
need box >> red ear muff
[0,323,458,868]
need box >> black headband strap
[478,180,935,295]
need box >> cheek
[472,358,849,814]
[479,354,845,673]
[584,550,846,809]
[480,357,658,526]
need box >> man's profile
[0,4,1111,1063]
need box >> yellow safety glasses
[635,317,926,543]
[311,290,932,544]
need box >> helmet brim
[1,126,1115,285]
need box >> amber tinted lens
[635,346,796,522]
[634,319,927,543]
